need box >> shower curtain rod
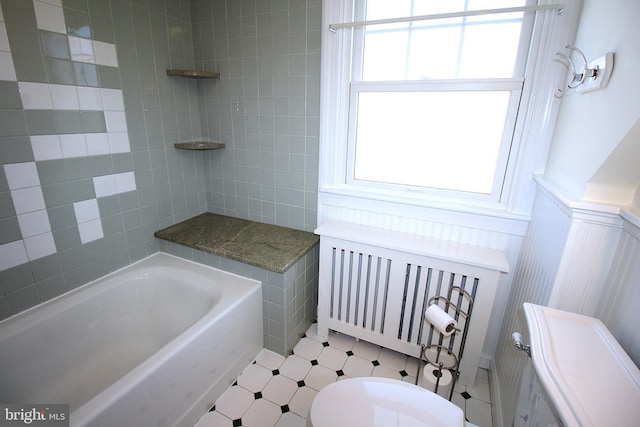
[328,4,565,32]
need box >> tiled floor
[195,324,493,427]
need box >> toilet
[307,376,474,427]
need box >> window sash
[345,79,524,201]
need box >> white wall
[493,2,640,424]
[545,0,640,204]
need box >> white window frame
[318,0,582,218]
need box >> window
[323,0,550,206]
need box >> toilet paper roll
[424,304,458,336]
[420,362,453,398]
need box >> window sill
[319,186,530,236]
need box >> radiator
[315,221,509,386]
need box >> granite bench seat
[154,213,319,274]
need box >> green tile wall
[0,0,320,320]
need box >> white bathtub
[0,252,263,427]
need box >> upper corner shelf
[166,69,220,79]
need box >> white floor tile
[466,376,491,404]
[371,365,402,380]
[341,355,374,378]
[317,346,347,371]
[193,411,232,427]
[466,397,493,427]
[303,365,338,391]
[401,375,418,385]
[293,337,324,361]
[236,363,273,393]
[404,356,420,376]
[327,331,356,351]
[288,386,317,417]
[242,398,282,427]
[451,392,466,412]
[255,350,285,371]
[214,386,254,420]
[262,375,298,405]
[377,347,408,370]
[279,354,312,381]
[275,412,306,427]
[351,339,381,361]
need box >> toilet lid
[308,377,465,427]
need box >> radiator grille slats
[327,245,479,355]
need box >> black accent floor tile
[297,380,306,387]
[272,369,280,375]
[254,391,262,399]
[336,369,345,376]
[399,370,408,377]
[311,359,318,366]
[281,404,290,413]
[322,341,330,347]
[461,391,472,399]
[346,350,354,356]
[372,360,380,366]
[233,419,242,427]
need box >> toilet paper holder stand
[415,285,475,402]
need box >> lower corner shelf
[174,141,225,150]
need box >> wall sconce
[554,45,614,97]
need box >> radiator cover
[315,221,509,386]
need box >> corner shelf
[166,69,220,79]
[174,141,225,150]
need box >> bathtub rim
[0,251,262,328]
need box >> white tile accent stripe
[31,133,131,160]
[33,0,66,34]
[77,87,104,110]
[73,199,104,244]
[19,84,126,112]
[24,232,56,260]
[77,219,104,244]
[18,82,53,109]
[11,187,46,215]
[0,241,29,271]
[93,172,137,198]
[3,162,57,263]
[4,162,41,190]
[30,135,63,161]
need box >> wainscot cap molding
[315,220,509,274]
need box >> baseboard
[490,358,504,427]
[479,352,492,370]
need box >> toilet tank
[514,303,640,427]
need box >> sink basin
[523,303,640,427]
